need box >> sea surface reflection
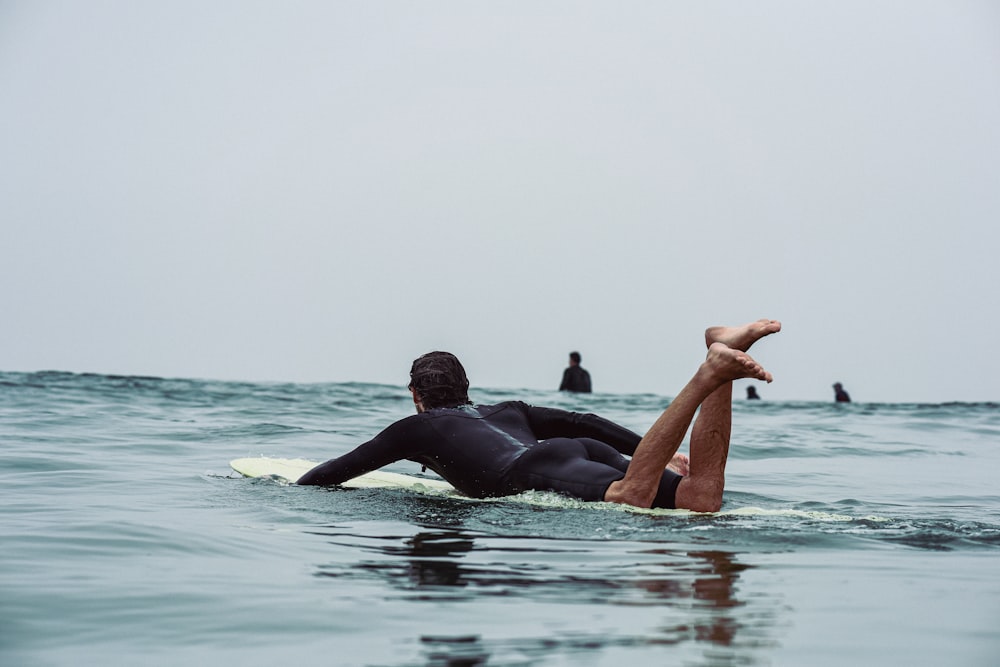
[311,524,783,664]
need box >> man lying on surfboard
[298,319,780,511]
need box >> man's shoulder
[492,399,530,410]
[420,402,516,418]
[473,400,527,413]
[379,412,426,435]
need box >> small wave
[180,422,310,442]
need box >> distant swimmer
[559,351,592,393]
[746,386,761,400]
[833,382,851,403]
[298,318,781,512]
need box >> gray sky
[2,1,999,402]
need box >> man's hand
[667,453,689,476]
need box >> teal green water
[2,371,999,666]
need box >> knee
[676,476,724,513]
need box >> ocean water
[2,371,998,667]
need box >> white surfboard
[230,457,457,494]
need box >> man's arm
[297,420,414,485]
[524,404,642,455]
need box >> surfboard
[233,456,656,510]
[230,457,458,494]
[229,456,876,521]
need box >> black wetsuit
[297,401,682,508]
[559,366,592,393]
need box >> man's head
[569,351,581,366]
[408,351,471,411]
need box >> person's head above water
[408,351,471,411]
[569,351,581,366]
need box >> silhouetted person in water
[833,382,851,403]
[746,386,760,400]
[559,351,592,393]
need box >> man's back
[560,365,592,393]
[297,401,639,496]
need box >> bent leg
[604,342,771,508]
[673,318,780,511]
[673,382,732,512]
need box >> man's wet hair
[569,351,581,364]
[409,351,471,409]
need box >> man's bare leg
[672,318,783,511]
[674,381,733,512]
[604,342,772,509]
